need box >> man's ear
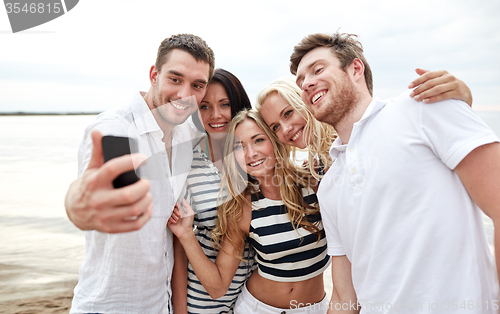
[149,65,158,86]
[350,58,365,84]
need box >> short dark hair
[290,32,373,96]
[192,68,252,133]
[156,34,215,80]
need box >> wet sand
[0,292,74,314]
[0,264,77,314]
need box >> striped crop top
[248,188,331,282]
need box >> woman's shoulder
[235,193,253,236]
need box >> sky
[0,0,499,113]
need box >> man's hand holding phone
[64,130,153,233]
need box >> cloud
[0,0,499,112]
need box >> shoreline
[0,263,77,314]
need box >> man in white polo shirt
[291,32,499,313]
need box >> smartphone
[102,135,140,188]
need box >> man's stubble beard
[152,84,170,123]
[315,76,359,129]
[152,83,184,127]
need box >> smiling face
[233,118,276,180]
[295,47,358,127]
[198,82,232,137]
[150,49,210,127]
[259,93,309,149]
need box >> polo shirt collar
[329,97,387,160]
[131,92,163,137]
[329,136,346,160]
[358,97,386,123]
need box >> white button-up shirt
[71,92,199,314]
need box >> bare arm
[327,255,359,314]
[409,69,473,106]
[64,130,153,233]
[169,199,244,299]
[172,235,189,314]
[454,142,500,286]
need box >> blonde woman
[169,110,331,314]
[256,77,335,179]
[256,70,473,179]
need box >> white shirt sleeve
[322,220,346,256]
[418,99,499,169]
[318,179,346,256]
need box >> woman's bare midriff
[246,270,325,309]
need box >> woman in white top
[170,110,330,313]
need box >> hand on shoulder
[408,68,473,106]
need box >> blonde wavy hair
[212,109,321,257]
[255,77,337,179]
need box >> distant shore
[0,112,100,116]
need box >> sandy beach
[0,289,75,314]
[0,264,77,314]
[0,263,332,314]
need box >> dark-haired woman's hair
[192,68,252,133]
